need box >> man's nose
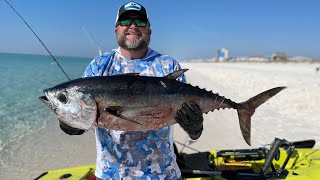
[129,21,138,28]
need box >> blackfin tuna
[39,70,285,145]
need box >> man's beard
[116,30,150,51]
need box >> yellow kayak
[35,138,320,180]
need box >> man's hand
[59,121,85,135]
[174,102,203,140]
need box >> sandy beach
[1,62,320,180]
[175,62,320,153]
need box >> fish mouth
[39,95,56,110]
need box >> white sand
[2,62,320,180]
[175,62,320,153]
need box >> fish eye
[57,92,68,104]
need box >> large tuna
[39,70,285,145]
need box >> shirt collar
[114,47,158,61]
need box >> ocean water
[0,53,93,177]
[0,53,91,150]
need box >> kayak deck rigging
[35,138,320,180]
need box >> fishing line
[3,0,70,80]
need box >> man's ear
[149,28,152,35]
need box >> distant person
[316,67,320,73]
[59,2,203,179]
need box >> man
[60,2,203,179]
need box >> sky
[0,0,319,60]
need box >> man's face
[115,12,151,51]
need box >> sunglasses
[119,18,148,27]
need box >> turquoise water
[0,53,91,151]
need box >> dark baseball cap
[115,2,149,24]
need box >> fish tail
[237,86,286,146]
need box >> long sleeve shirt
[83,47,186,180]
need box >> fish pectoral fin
[164,69,188,80]
[104,106,143,125]
[104,106,123,117]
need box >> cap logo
[124,2,141,11]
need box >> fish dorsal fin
[112,73,140,76]
[164,69,188,80]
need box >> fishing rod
[82,26,103,56]
[3,0,70,80]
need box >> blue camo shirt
[82,47,186,180]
